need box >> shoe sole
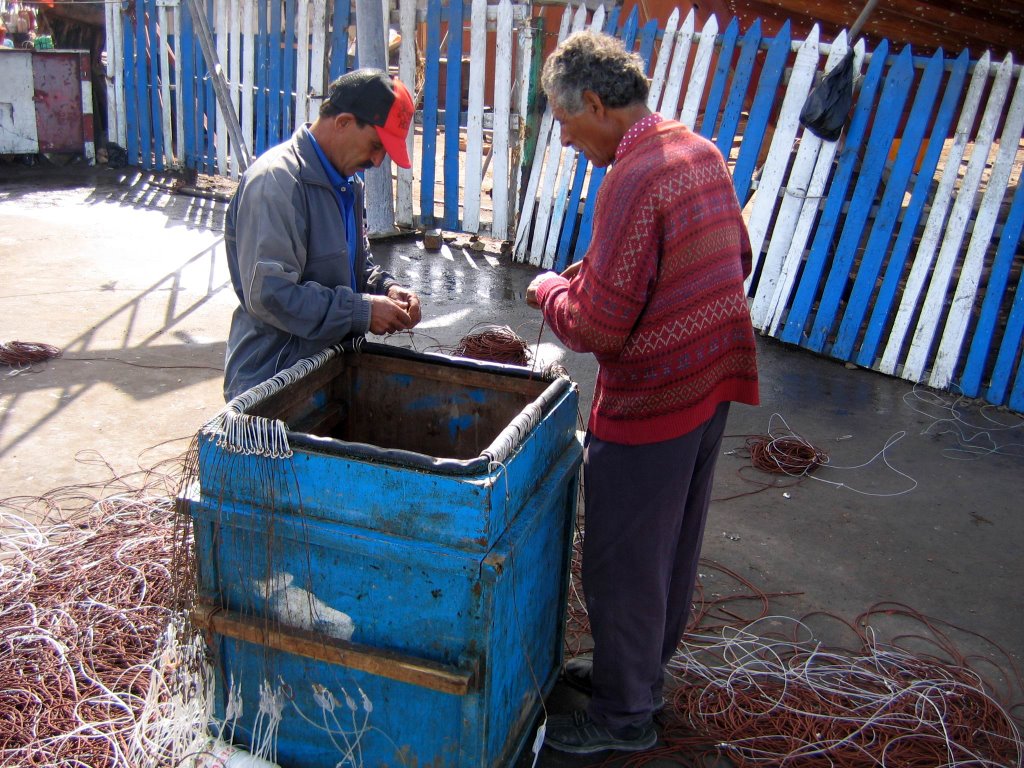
[546,729,658,755]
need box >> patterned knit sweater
[536,117,759,444]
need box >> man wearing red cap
[223,68,421,401]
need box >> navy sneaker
[562,657,665,711]
[545,710,657,754]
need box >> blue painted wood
[698,16,739,140]
[443,0,465,230]
[831,48,943,361]
[715,18,761,162]
[732,20,789,206]
[268,0,283,146]
[133,6,151,168]
[856,50,970,368]
[604,5,621,35]
[571,7,641,264]
[420,0,442,226]
[123,9,138,166]
[146,0,165,169]
[203,0,216,173]
[330,0,350,81]
[282,0,296,135]
[179,4,196,168]
[255,2,269,156]
[966,179,1024,400]
[779,39,891,345]
[806,47,915,354]
[554,159,586,271]
[639,18,659,74]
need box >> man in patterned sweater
[526,30,760,754]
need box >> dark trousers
[582,402,730,729]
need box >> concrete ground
[2,163,1022,766]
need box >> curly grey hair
[541,30,649,115]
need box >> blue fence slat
[604,5,621,35]
[203,0,216,173]
[330,0,350,81]
[254,2,269,155]
[698,16,739,140]
[855,49,970,368]
[442,0,465,229]
[133,7,152,166]
[732,20,789,206]
[180,4,197,167]
[123,10,138,165]
[715,18,761,161]
[832,49,944,361]
[268,0,283,146]
[779,39,891,346]
[639,18,659,73]
[282,0,296,134]
[571,7,641,264]
[963,180,1024,398]
[806,46,914,354]
[146,0,165,170]
[419,0,442,226]
[1009,351,1024,413]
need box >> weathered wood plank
[489,0,514,239]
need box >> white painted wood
[228,0,242,176]
[646,7,679,111]
[513,4,573,261]
[490,0,514,239]
[172,3,183,161]
[0,52,38,153]
[241,0,256,161]
[902,53,1013,382]
[158,3,175,166]
[528,3,586,267]
[743,25,822,288]
[880,51,993,376]
[215,0,229,174]
[541,4,605,267]
[679,13,718,127]
[461,0,488,233]
[508,15,534,245]
[106,0,127,148]
[929,60,1024,389]
[294,0,311,129]
[396,0,416,227]
[658,8,694,119]
[753,32,850,331]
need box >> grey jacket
[223,127,397,400]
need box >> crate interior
[249,352,549,460]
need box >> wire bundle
[0,341,62,366]
[451,324,531,366]
[743,432,829,475]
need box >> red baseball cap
[325,69,414,168]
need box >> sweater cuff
[353,293,373,335]
[535,275,567,305]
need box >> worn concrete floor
[1,163,1022,766]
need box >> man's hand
[526,271,559,309]
[369,295,414,335]
[386,285,422,326]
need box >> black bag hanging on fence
[799,50,855,142]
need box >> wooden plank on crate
[534,4,589,267]
[805,46,916,355]
[698,16,738,140]
[679,15,718,130]
[512,4,573,262]
[743,25,821,294]
[878,52,992,376]
[215,0,229,174]
[442,0,465,230]
[294,0,310,128]
[461,0,488,233]
[962,171,1024,398]
[832,49,945,361]
[857,50,970,369]
[647,8,680,111]
[569,7,640,264]
[241,0,256,160]
[659,9,694,120]
[715,18,760,161]
[779,39,890,346]
[732,20,790,207]
[489,0,513,240]
[420,0,442,227]
[158,2,175,167]
[929,64,1024,391]
[752,31,843,333]
[900,54,1014,383]
[193,604,475,695]
[397,0,416,228]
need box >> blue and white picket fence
[108,1,1024,412]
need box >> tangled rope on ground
[0,340,62,366]
[448,324,531,366]
[741,430,828,475]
